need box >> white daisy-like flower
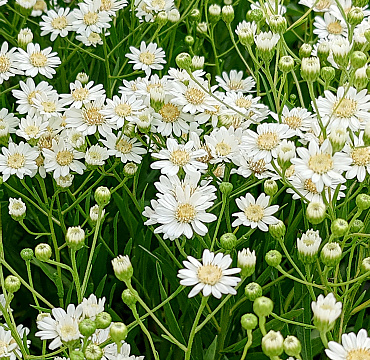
[325,329,370,360]
[35,304,82,350]
[0,41,23,84]
[353,19,370,45]
[55,173,74,188]
[89,0,128,16]
[316,86,370,131]
[0,326,19,360]
[126,41,166,77]
[76,31,105,47]
[231,155,276,179]
[254,31,280,51]
[291,140,352,192]
[16,43,61,79]
[298,0,334,12]
[64,129,85,150]
[72,0,111,36]
[43,139,86,179]
[311,293,342,329]
[178,249,241,298]
[40,8,74,41]
[215,70,255,93]
[235,20,257,38]
[85,144,109,166]
[32,92,65,120]
[0,109,19,139]
[0,141,38,181]
[0,0,8,6]
[81,294,105,320]
[151,138,207,176]
[313,13,347,39]
[135,0,174,22]
[297,229,321,258]
[101,131,146,163]
[16,0,36,9]
[232,192,279,232]
[16,114,49,142]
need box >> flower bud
[94,186,111,207]
[361,257,370,273]
[185,35,194,46]
[284,335,302,357]
[329,126,346,152]
[219,182,233,196]
[55,174,74,189]
[175,52,192,70]
[351,219,364,233]
[331,218,348,237]
[347,7,364,26]
[317,41,330,62]
[306,202,326,224]
[277,139,296,168]
[241,313,258,330]
[70,350,85,360]
[167,8,180,23]
[222,5,234,23]
[18,28,33,49]
[356,194,370,211]
[321,66,336,83]
[297,229,321,264]
[95,312,112,329]
[332,38,351,68]
[208,4,221,23]
[79,319,97,337]
[253,296,274,317]
[35,243,52,262]
[301,57,320,82]
[249,8,264,23]
[238,248,256,277]
[20,248,34,261]
[66,226,85,251]
[352,0,368,6]
[353,66,368,90]
[350,51,367,70]
[110,322,128,344]
[76,72,89,84]
[299,43,312,59]
[262,330,284,357]
[150,87,165,111]
[189,8,201,21]
[90,204,106,223]
[244,282,262,301]
[197,22,208,34]
[121,288,138,308]
[264,179,278,196]
[191,56,204,71]
[8,198,26,221]
[269,15,287,34]
[220,233,237,250]
[321,242,342,267]
[269,220,286,240]
[156,11,168,26]
[84,344,102,360]
[4,275,21,293]
[123,162,138,177]
[278,55,294,73]
[265,250,282,267]
[112,255,133,282]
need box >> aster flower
[311,293,342,331]
[16,114,49,142]
[81,294,105,320]
[32,92,65,120]
[85,144,109,166]
[0,108,20,141]
[178,249,241,298]
[0,41,23,84]
[40,8,74,41]
[224,92,266,119]
[0,327,19,360]
[126,41,166,76]
[298,0,334,12]
[313,13,347,40]
[215,70,255,93]
[76,32,105,47]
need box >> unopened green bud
[123,162,138,178]
[110,322,128,344]
[262,330,284,357]
[35,243,52,262]
[95,312,112,329]
[76,72,89,85]
[331,218,349,237]
[299,43,312,59]
[269,15,286,34]
[347,7,364,26]
[265,250,282,267]
[197,22,208,34]
[79,319,97,337]
[220,233,237,250]
[317,41,330,62]
[329,126,346,153]
[283,335,302,357]
[301,57,320,82]
[306,202,326,224]
[350,51,367,69]
[241,313,258,330]
[156,11,167,26]
[66,226,85,251]
[321,66,336,83]
[238,248,256,277]
[321,242,342,267]
[279,55,294,73]
[352,0,368,6]
[354,66,368,90]
[175,52,192,70]
[70,350,85,360]
[249,8,264,23]
[121,288,138,308]
[219,182,233,195]
[185,35,194,46]
[112,255,133,282]
[20,248,33,261]
[264,179,278,196]
[189,8,200,21]
[356,194,370,210]
[208,4,221,23]
[244,282,262,301]
[361,257,370,274]
[253,296,274,317]
[351,219,364,233]
[222,5,234,23]
[4,275,21,293]
[94,186,111,207]
[269,220,286,240]
[84,344,102,360]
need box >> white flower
[232,193,279,232]
[126,41,166,76]
[0,108,19,139]
[311,293,342,329]
[18,28,33,47]
[151,138,207,176]
[76,32,105,47]
[297,229,321,257]
[215,70,255,93]
[16,114,49,142]
[224,92,266,119]
[325,329,370,360]
[8,198,26,218]
[81,294,105,320]
[90,204,105,221]
[298,0,333,12]
[40,8,74,41]
[0,42,23,84]
[85,144,109,166]
[0,327,18,360]
[255,31,280,51]
[313,13,347,40]
[237,248,256,269]
[231,155,276,179]
[178,249,241,298]
[16,43,61,79]
[55,174,74,188]
[16,0,36,9]
[35,304,82,350]
[94,0,128,15]
[0,141,38,181]
[32,92,65,120]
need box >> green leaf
[204,335,218,360]
[95,274,107,298]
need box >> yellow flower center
[56,150,74,166]
[304,179,319,194]
[215,141,231,156]
[284,115,302,129]
[347,349,370,360]
[351,147,370,166]
[235,97,252,109]
[198,145,212,163]
[35,154,44,167]
[0,340,8,355]
[244,204,264,222]
[27,90,39,105]
[0,55,11,73]
[38,133,53,149]
[33,0,46,10]
[333,98,357,118]
[327,21,343,35]
[308,153,333,174]
[228,80,243,91]
[51,16,68,30]
[100,0,112,11]
[151,0,165,8]
[159,103,180,123]
[83,11,98,25]
[82,106,105,125]
[30,52,48,67]
[185,88,205,105]
[72,87,89,101]
[205,105,220,116]
[316,0,331,10]
[303,238,315,246]
[139,51,155,65]
[59,324,78,340]
[88,33,101,43]
[257,132,279,150]
[197,264,223,285]
[7,153,25,169]
[115,103,132,117]
[175,203,196,223]
[42,101,56,113]
[116,139,133,154]
[249,159,267,175]
[25,125,40,137]
[170,149,190,166]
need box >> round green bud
[347,7,364,26]
[299,43,312,59]
[361,257,370,274]
[245,10,253,22]
[94,186,111,207]
[356,194,370,211]
[317,41,330,62]
[301,57,320,82]
[95,311,112,329]
[175,52,192,70]
[222,5,234,23]
[290,94,297,104]
[20,248,33,261]
[265,250,282,267]
[112,255,133,282]
[70,350,85,360]
[269,15,287,34]
[284,335,302,357]
[264,179,278,196]
[185,35,194,46]
[306,202,326,224]
[354,67,368,91]
[320,242,342,267]
[4,275,21,293]
[208,4,221,23]
[350,51,367,70]
[331,218,349,237]
[79,318,97,337]
[189,8,200,21]
[220,233,237,250]
[155,11,167,26]
[110,322,128,344]
[121,288,138,308]
[321,66,336,82]
[123,162,138,178]
[253,296,274,317]
[244,282,262,301]
[351,219,364,233]
[352,0,368,6]
[35,243,52,262]
[269,220,286,240]
[249,8,264,23]
[279,55,294,73]
[262,330,284,357]
[219,181,233,195]
[241,313,258,330]
[84,344,103,360]
[66,226,85,251]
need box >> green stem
[240,330,253,360]
[70,250,82,303]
